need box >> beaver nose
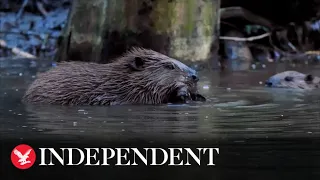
[191,75,199,82]
[265,80,273,87]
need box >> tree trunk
[56,0,221,64]
[55,0,108,63]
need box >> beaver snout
[169,83,206,104]
[265,80,273,87]
[191,75,199,82]
[265,77,279,87]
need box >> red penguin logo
[11,144,36,169]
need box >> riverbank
[0,0,71,60]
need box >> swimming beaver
[265,71,320,90]
[22,47,206,105]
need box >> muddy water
[1,58,320,179]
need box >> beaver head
[265,71,320,90]
[22,47,206,105]
[107,47,206,104]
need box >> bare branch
[219,32,270,42]
[0,39,37,58]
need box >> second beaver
[265,71,320,90]
[22,47,206,105]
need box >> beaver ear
[305,74,314,82]
[284,76,293,81]
[130,57,144,71]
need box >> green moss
[166,1,178,34]
[58,0,221,63]
[151,1,171,34]
[184,0,196,37]
[202,2,214,36]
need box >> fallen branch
[266,30,311,61]
[36,1,48,17]
[219,6,307,54]
[219,32,270,42]
[0,39,37,58]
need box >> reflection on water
[1,58,320,140]
[3,88,320,140]
[1,58,320,179]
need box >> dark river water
[1,57,320,180]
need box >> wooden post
[55,0,108,63]
[56,0,221,64]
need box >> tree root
[220,6,320,63]
[220,6,279,30]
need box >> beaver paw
[169,86,206,103]
[176,89,191,102]
[167,86,189,103]
[190,93,206,102]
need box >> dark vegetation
[220,0,320,70]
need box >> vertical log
[56,0,221,64]
[55,0,108,62]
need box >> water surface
[1,58,320,179]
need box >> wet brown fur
[266,71,320,90]
[22,47,201,105]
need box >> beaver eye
[284,76,293,81]
[165,64,175,70]
[305,74,314,82]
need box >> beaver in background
[265,71,320,90]
[22,47,206,105]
